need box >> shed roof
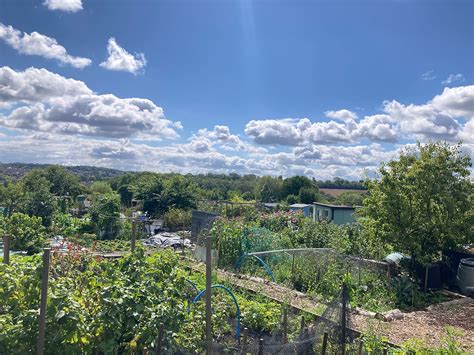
[313,202,360,210]
[290,203,311,208]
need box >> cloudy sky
[0,0,473,180]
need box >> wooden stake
[205,236,212,355]
[300,315,305,335]
[424,265,429,292]
[131,219,137,252]
[341,282,348,355]
[321,332,328,355]
[258,338,264,355]
[37,248,51,355]
[2,235,10,265]
[358,339,364,355]
[155,323,164,355]
[282,306,288,344]
[242,327,248,354]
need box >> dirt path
[189,260,474,351]
[352,297,474,351]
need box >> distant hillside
[0,163,127,183]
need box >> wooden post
[300,315,305,335]
[424,265,429,292]
[341,282,348,355]
[358,339,364,355]
[155,323,164,355]
[37,248,51,355]
[205,236,212,355]
[2,235,10,265]
[131,219,137,253]
[258,338,264,355]
[282,306,288,344]
[291,254,295,286]
[321,332,328,355]
[382,348,388,355]
[242,327,248,354]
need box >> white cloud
[0,66,180,140]
[0,66,92,103]
[245,119,305,145]
[442,73,465,85]
[325,109,358,122]
[0,23,91,68]
[421,70,436,81]
[100,38,146,75]
[43,0,83,12]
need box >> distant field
[319,188,367,197]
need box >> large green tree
[361,142,473,265]
[281,176,318,201]
[254,176,282,202]
[89,193,122,239]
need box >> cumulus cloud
[0,66,180,140]
[0,23,91,68]
[245,119,305,145]
[442,73,465,85]
[246,86,474,146]
[0,66,92,103]
[325,109,358,122]
[43,0,83,12]
[100,38,146,75]
[245,116,396,146]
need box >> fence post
[2,235,10,265]
[383,348,388,355]
[37,248,51,355]
[358,339,364,355]
[258,338,264,355]
[282,306,288,344]
[300,315,305,335]
[131,218,137,252]
[205,236,212,355]
[321,332,328,355]
[241,327,248,354]
[341,282,348,355]
[424,265,429,292]
[155,323,164,355]
[291,254,295,286]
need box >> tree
[335,191,365,206]
[90,181,113,195]
[281,176,318,201]
[286,194,298,205]
[0,213,47,254]
[21,176,56,227]
[298,187,318,204]
[360,142,473,265]
[0,179,25,217]
[89,193,122,239]
[130,173,165,216]
[254,176,282,202]
[161,175,197,211]
[22,166,83,198]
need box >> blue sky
[0,0,473,179]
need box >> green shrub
[0,213,47,254]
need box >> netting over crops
[174,283,356,354]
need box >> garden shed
[312,202,359,225]
[289,203,312,217]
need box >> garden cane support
[321,332,328,354]
[37,248,51,355]
[2,235,10,265]
[205,236,212,355]
[131,219,137,253]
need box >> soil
[352,297,474,351]
[190,260,474,352]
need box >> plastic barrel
[457,258,474,296]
